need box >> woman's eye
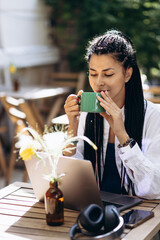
[90,73,97,77]
[104,74,114,77]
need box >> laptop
[25,155,142,211]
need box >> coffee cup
[79,92,105,113]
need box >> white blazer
[74,101,160,199]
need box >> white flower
[43,132,66,153]
[17,126,97,183]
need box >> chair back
[0,96,29,184]
[0,96,26,133]
[18,100,44,134]
[1,96,44,134]
[50,72,86,94]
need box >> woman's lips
[96,90,109,93]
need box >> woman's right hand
[64,91,82,136]
[63,92,82,156]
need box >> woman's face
[89,54,132,107]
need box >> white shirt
[74,101,160,199]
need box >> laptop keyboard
[102,201,122,209]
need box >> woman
[64,29,160,199]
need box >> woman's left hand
[97,91,129,143]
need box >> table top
[0,182,160,240]
[52,114,69,125]
[0,86,70,100]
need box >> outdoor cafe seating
[0,71,86,186]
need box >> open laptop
[25,155,142,211]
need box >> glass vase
[44,180,64,226]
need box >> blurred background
[0,0,160,187]
[42,0,160,85]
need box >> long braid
[125,64,144,149]
[84,113,103,188]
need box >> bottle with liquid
[12,78,20,91]
[45,181,64,226]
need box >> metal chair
[0,126,7,184]
[0,96,44,185]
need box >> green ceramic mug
[80,92,105,113]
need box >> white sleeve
[119,103,160,199]
[73,112,87,160]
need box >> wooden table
[52,114,69,131]
[0,86,69,100]
[0,85,71,127]
[0,182,160,240]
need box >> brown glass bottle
[12,78,19,91]
[45,181,64,226]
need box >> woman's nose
[96,76,104,86]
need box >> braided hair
[84,30,145,194]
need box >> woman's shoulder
[145,100,160,126]
[146,101,160,116]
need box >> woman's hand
[64,90,82,136]
[63,91,82,156]
[97,91,129,144]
